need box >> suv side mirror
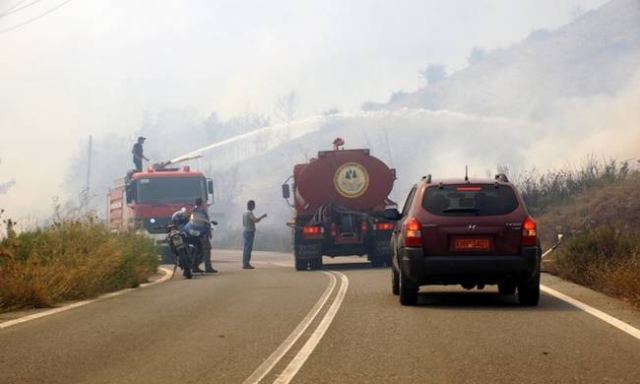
[282,184,291,199]
[383,208,402,221]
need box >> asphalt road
[1,250,640,384]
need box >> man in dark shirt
[131,136,149,172]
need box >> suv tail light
[521,216,537,246]
[404,217,423,247]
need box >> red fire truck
[107,166,214,256]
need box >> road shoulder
[0,266,172,328]
[542,273,640,332]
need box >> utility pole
[82,135,92,212]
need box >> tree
[274,90,298,124]
[468,46,487,65]
[420,64,447,85]
[0,159,15,195]
[322,107,341,116]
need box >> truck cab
[108,166,214,257]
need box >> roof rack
[494,173,509,183]
[421,174,432,183]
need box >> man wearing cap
[132,136,149,172]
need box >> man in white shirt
[242,200,267,269]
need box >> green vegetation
[511,159,640,308]
[0,216,159,313]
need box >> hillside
[537,172,640,307]
[203,0,640,243]
[379,0,640,120]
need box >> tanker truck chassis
[283,140,396,271]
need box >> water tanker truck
[282,139,397,270]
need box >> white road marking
[273,271,349,384]
[242,271,337,384]
[0,267,173,330]
[542,285,640,341]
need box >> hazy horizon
[0,0,627,223]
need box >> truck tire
[517,271,540,306]
[399,271,418,306]
[294,257,307,271]
[370,240,392,268]
[391,267,399,295]
[179,250,193,279]
[310,256,323,270]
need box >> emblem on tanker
[334,162,369,198]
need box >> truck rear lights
[521,216,537,246]
[303,226,323,234]
[303,225,324,239]
[361,221,368,233]
[375,222,394,231]
[404,217,423,247]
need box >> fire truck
[107,165,214,256]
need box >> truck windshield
[422,185,519,216]
[136,177,206,204]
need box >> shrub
[0,218,159,312]
[555,228,640,308]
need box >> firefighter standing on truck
[132,136,149,172]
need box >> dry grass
[530,171,640,308]
[0,218,159,312]
[553,228,640,308]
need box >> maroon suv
[384,174,541,306]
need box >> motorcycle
[166,223,196,279]
[182,220,218,273]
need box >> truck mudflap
[294,242,322,271]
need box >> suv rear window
[422,185,519,216]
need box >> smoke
[61,73,637,244]
[0,179,16,195]
[194,71,640,246]
[531,73,640,168]
[45,0,638,243]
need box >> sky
[0,0,610,221]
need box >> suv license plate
[455,238,490,250]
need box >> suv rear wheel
[498,282,516,295]
[517,271,540,306]
[399,271,418,306]
[391,267,399,295]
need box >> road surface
[1,250,640,383]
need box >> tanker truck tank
[282,139,397,271]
